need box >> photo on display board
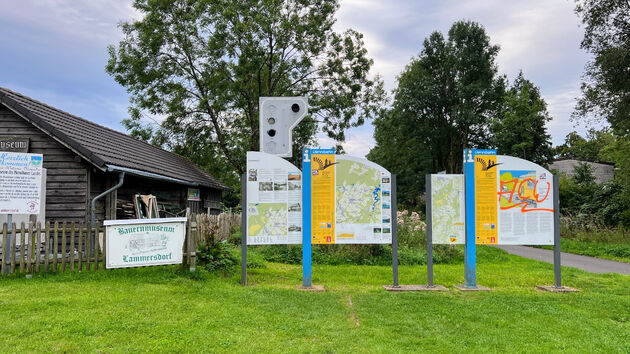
[259,182,273,191]
[248,169,258,181]
[274,181,287,191]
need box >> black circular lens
[268,129,276,137]
[291,103,300,112]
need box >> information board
[308,151,392,245]
[496,156,554,245]
[473,150,499,244]
[430,174,465,244]
[246,151,302,245]
[105,218,187,269]
[459,152,556,245]
[0,152,43,214]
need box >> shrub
[196,240,237,272]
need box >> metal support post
[302,149,312,287]
[464,150,477,288]
[241,173,247,285]
[553,174,562,288]
[391,174,399,287]
[425,175,434,287]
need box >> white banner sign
[0,152,43,214]
[246,151,302,245]
[105,218,187,268]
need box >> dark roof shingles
[0,87,229,190]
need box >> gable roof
[0,87,229,190]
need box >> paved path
[496,245,630,275]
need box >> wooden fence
[0,213,241,277]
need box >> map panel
[248,203,287,236]
[430,174,465,244]
[333,155,392,244]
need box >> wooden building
[0,87,229,224]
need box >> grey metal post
[241,173,247,286]
[391,174,399,287]
[553,174,561,288]
[425,175,434,287]
[3,214,12,275]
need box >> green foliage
[196,240,237,272]
[574,0,630,135]
[490,71,553,166]
[553,128,615,162]
[555,129,630,228]
[107,0,385,198]
[369,20,506,205]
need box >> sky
[0,0,592,158]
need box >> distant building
[549,158,615,184]
[0,87,230,225]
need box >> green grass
[539,227,630,263]
[1,247,629,353]
[539,239,630,263]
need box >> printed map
[247,203,287,236]
[335,159,381,224]
[431,175,465,244]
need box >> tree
[553,128,615,162]
[574,0,630,135]
[106,0,385,188]
[368,21,505,205]
[490,71,553,166]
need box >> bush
[196,240,237,272]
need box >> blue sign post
[302,148,312,287]
[462,149,496,290]
[463,149,476,288]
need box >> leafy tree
[553,128,615,162]
[106,0,385,191]
[574,0,630,135]
[490,72,553,166]
[368,20,505,205]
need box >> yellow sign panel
[311,153,335,244]
[474,153,498,244]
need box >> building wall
[549,159,615,184]
[89,171,223,221]
[0,104,89,223]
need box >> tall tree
[574,0,630,135]
[490,72,553,166]
[369,21,504,204]
[106,0,385,186]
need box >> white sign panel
[246,151,302,245]
[105,218,187,268]
[430,174,465,244]
[333,155,392,244]
[497,155,554,245]
[0,152,43,214]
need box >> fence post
[1,223,6,275]
[44,222,50,272]
[35,222,41,273]
[27,222,34,274]
[19,222,26,274]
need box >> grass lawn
[539,239,630,263]
[1,247,629,352]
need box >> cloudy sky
[0,0,591,157]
